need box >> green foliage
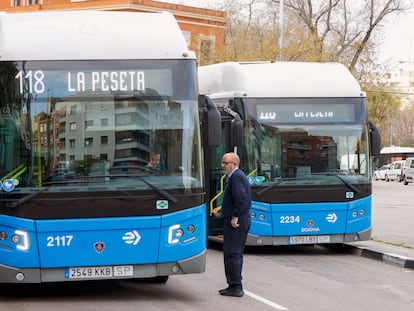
[366,90,401,128]
[364,90,414,146]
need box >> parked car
[402,157,414,185]
[385,160,405,182]
[373,164,390,180]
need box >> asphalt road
[371,179,414,247]
[1,244,413,311]
[0,180,413,311]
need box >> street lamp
[278,0,284,61]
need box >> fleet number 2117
[46,235,73,247]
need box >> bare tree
[392,106,414,146]
[271,0,411,74]
[211,0,411,75]
[209,0,413,147]
[214,0,281,61]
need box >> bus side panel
[250,201,273,236]
[0,215,39,268]
[345,196,372,234]
[158,204,206,262]
[36,216,161,268]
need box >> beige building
[386,61,414,109]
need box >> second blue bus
[199,61,381,246]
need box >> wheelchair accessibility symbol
[2,179,15,192]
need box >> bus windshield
[242,97,370,187]
[0,60,202,194]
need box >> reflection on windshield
[247,123,369,186]
[9,98,202,191]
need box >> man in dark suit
[213,152,251,297]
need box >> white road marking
[244,289,289,310]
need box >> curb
[348,244,414,270]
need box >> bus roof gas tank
[0,11,194,60]
[198,61,363,98]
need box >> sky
[162,0,414,64]
[380,10,414,63]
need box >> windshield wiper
[135,175,178,204]
[7,188,48,209]
[42,173,178,203]
[255,178,290,197]
[307,172,361,193]
[255,172,361,197]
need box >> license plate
[289,235,330,244]
[65,265,133,279]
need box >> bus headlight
[11,234,21,244]
[12,230,29,251]
[187,224,195,234]
[176,228,184,238]
[168,224,197,244]
[168,224,182,244]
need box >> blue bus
[0,11,219,283]
[199,61,381,246]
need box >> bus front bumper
[245,227,372,246]
[0,249,206,283]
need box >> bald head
[225,152,240,165]
[221,152,240,174]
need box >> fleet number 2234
[280,216,300,223]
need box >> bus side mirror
[369,121,381,156]
[231,115,243,147]
[199,95,221,147]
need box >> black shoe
[219,288,244,297]
[218,286,240,294]
[218,287,230,294]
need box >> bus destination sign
[256,103,355,123]
[15,70,147,95]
